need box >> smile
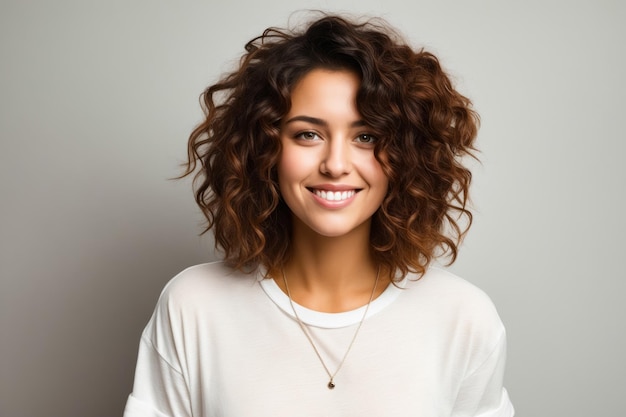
[310,189,357,202]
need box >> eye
[295,131,321,141]
[355,134,377,144]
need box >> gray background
[1,0,624,416]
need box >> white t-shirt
[124,261,514,417]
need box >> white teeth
[314,189,355,202]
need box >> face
[278,69,388,238]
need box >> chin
[301,219,370,239]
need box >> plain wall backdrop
[1,0,624,416]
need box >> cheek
[362,154,389,189]
[278,143,322,184]
[277,147,304,188]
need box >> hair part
[183,14,479,280]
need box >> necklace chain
[281,267,380,390]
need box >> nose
[320,138,351,177]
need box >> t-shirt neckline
[258,273,406,329]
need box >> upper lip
[307,184,362,192]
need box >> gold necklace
[281,267,380,390]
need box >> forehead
[285,69,361,120]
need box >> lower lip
[310,190,358,209]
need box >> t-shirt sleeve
[451,331,515,417]
[123,334,192,417]
[123,281,193,417]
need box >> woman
[124,14,514,417]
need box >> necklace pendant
[282,267,379,394]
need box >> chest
[183,309,460,417]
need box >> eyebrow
[283,115,366,128]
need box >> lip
[307,184,362,192]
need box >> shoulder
[407,267,502,315]
[154,261,261,318]
[143,261,262,342]
[164,261,255,294]
[401,267,506,345]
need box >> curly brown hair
[184,14,479,280]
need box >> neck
[275,217,387,312]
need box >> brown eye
[355,134,376,144]
[296,131,321,141]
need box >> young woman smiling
[124,14,514,417]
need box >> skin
[274,69,390,312]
